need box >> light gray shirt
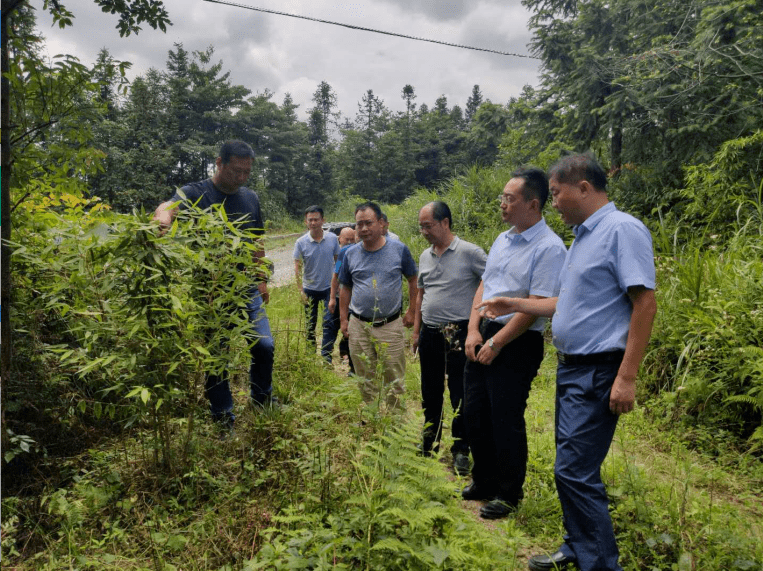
[418,236,487,324]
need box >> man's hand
[300,289,308,305]
[609,374,636,415]
[465,331,483,362]
[412,331,420,356]
[258,282,270,304]
[402,307,415,327]
[477,297,518,320]
[152,201,177,236]
[341,318,349,338]
[475,341,500,365]
[328,298,336,313]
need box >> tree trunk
[1,0,24,453]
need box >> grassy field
[3,283,762,570]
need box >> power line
[202,0,539,60]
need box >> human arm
[152,201,179,234]
[328,272,339,313]
[465,282,485,362]
[253,242,271,304]
[402,275,418,327]
[477,296,558,320]
[339,284,352,338]
[412,287,424,354]
[294,259,307,302]
[473,296,544,365]
[609,287,657,414]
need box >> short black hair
[548,153,607,192]
[219,140,255,164]
[428,201,452,229]
[512,167,550,208]
[305,205,324,217]
[355,201,382,220]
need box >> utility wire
[202,0,539,60]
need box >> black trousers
[463,321,543,504]
[418,321,469,455]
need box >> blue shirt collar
[573,201,616,237]
[506,218,548,243]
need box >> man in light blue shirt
[477,154,657,571]
[461,168,566,520]
[293,205,340,362]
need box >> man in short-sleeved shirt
[412,201,486,475]
[461,168,566,521]
[153,140,277,429]
[293,206,340,362]
[476,155,657,571]
[339,202,417,410]
[329,227,358,373]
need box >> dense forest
[2,0,763,569]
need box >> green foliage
[248,421,505,570]
[643,230,763,450]
[680,130,763,232]
[10,200,267,472]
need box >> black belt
[351,309,401,327]
[557,350,624,366]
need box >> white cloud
[36,0,540,120]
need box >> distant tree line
[82,43,505,217]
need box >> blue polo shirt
[552,202,656,354]
[293,230,340,291]
[482,218,566,331]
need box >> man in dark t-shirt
[153,140,276,428]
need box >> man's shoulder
[453,237,486,255]
[537,224,567,249]
[598,208,651,240]
[178,179,213,201]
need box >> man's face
[305,212,324,234]
[549,175,584,226]
[500,178,535,226]
[355,208,383,245]
[418,206,447,246]
[216,156,252,194]
[339,228,355,246]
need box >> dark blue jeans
[205,292,274,423]
[464,323,543,505]
[304,288,338,362]
[555,361,622,571]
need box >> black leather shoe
[453,453,471,476]
[460,482,495,501]
[528,550,578,570]
[479,499,516,520]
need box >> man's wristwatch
[487,338,499,352]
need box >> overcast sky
[37,0,541,122]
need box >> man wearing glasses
[461,168,566,519]
[339,202,418,411]
[412,201,487,475]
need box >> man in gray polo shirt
[294,205,340,362]
[413,201,487,475]
[339,201,418,410]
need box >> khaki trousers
[348,315,406,409]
